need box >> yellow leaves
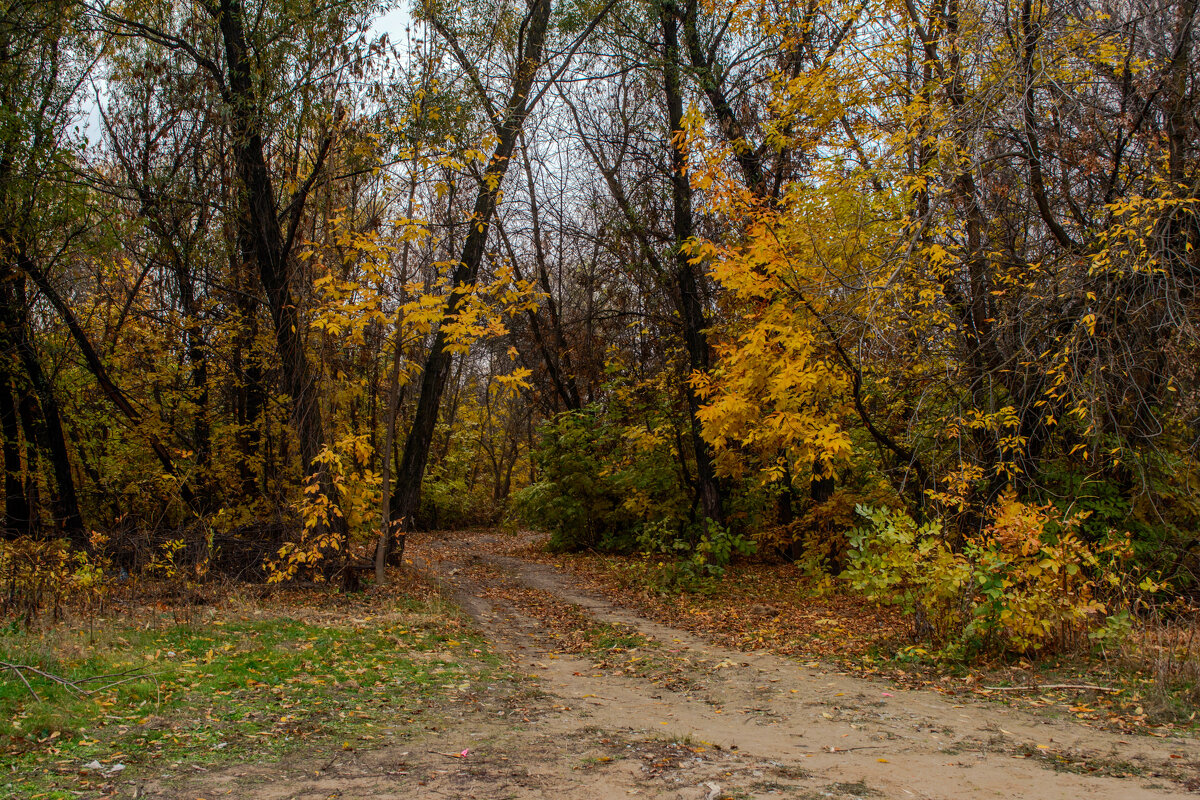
[963,406,1019,433]
[926,464,986,512]
[264,432,386,583]
[621,425,668,457]
[924,242,954,269]
[695,285,850,477]
[493,368,532,396]
[1093,187,1198,277]
[690,139,891,489]
[689,370,716,401]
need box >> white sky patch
[372,2,413,46]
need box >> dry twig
[982,683,1117,693]
[2,662,41,702]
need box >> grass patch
[826,780,878,797]
[579,621,652,654]
[0,587,509,799]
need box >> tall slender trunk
[14,387,40,536]
[210,0,341,528]
[231,245,265,499]
[18,325,84,541]
[375,173,418,584]
[385,0,552,564]
[661,0,723,526]
[0,264,84,541]
[177,261,210,509]
[0,374,29,538]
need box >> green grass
[0,593,508,799]
[582,622,652,653]
[826,781,879,797]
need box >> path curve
[416,529,1200,800]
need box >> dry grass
[1118,606,1200,723]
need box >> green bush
[508,407,662,551]
[417,448,502,530]
[507,371,758,581]
[636,518,757,587]
[508,385,700,552]
[841,506,971,646]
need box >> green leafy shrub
[507,367,757,580]
[1020,441,1200,602]
[508,407,677,551]
[842,506,971,645]
[508,383,729,558]
[636,518,757,587]
[419,457,501,530]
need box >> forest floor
[8,528,1200,799]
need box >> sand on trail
[139,529,1200,799]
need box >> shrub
[841,506,971,645]
[0,534,109,624]
[842,493,1144,656]
[419,457,501,530]
[508,407,678,552]
[636,518,756,587]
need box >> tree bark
[375,173,418,584]
[1,261,86,541]
[0,373,29,538]
[209,0,342,528]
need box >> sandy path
[413,530,1200,800]
[142,530,1200,799]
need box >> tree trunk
[210,0,341,529]
[385,0,552,564]
[661,0,723,527]
[0,263,85,542]
[0,374,29,538]
[18,327,85,542]
[232,247,265,500]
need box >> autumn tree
[685,0,1200,574]
[0,0,92,542]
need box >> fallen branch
[982,684,1117,693]
[1,661,86,696]
[0,661,156,699]
[73,667,143,684]
[91,674,156,694]
[2,663,41,702]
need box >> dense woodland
[2,0,1199,656]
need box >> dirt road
[153,529,1200,799]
